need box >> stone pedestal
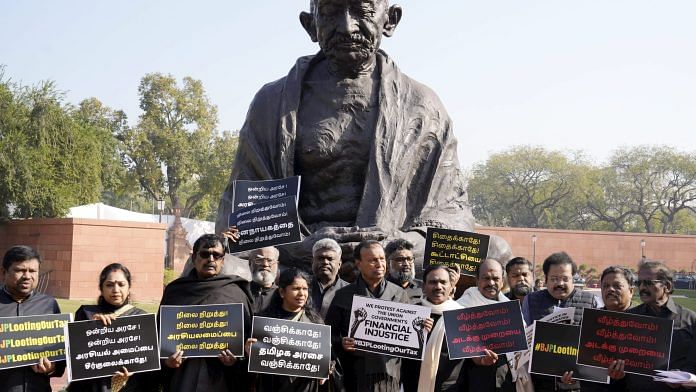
[166,215,191,273]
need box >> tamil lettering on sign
[529,321,609,384]
[228,196,302,253]
[248,316,331,379]
[0,314,71,370]
[424,228,490,277]
[159,303,245,358]
[232,176,301,210]
[66,314,160,382]
[577,308,674,376]
[348,296,431,360]
[443,300,527,360]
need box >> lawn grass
[629,288,696,312]
[56,298,160,315]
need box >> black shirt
[250,281,277,314]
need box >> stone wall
[478,226,696,272]
[0,218,166,301]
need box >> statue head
[300,0,403,77]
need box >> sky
[2,1,696,170]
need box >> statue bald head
[300,0,403,77]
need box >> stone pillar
[167,210,191,273]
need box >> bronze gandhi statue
[216,0,479,268]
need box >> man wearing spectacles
[248,247,280,314]
[159,234,253,392]
[521,251,599,391]
[610,260,696,392]
[385,239,422,304]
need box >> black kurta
[66,304,157,392]
[158,271,254,392]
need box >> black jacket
[0,289,65,392]
[324,276,409,392]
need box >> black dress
[67,304,158,392]
[255,307,323,392]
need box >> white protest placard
[348,296,431,360]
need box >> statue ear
[383,5,402,37]
[300,11,318,42]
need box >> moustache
[640,289,652,296]
[553,285,566,291]
[327,33,372,50]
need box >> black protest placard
[159,303,245,358]
[424,228,490,277]
[348,296,432,360]
[248,316,331,379]
[0,314,71,370]
[577,308,673,376]
[232,177,301,210]
[443,300,527,360]
[66,314,160,382]
[529,321,609,384]
[227,196,302,253]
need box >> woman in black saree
[246,268,328,392]
[67,263,156,392]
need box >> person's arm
[521,294,532,326]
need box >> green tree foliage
[468,146,590,229]
[468,145,696,234]
[0,69,105,218]
[587,146,696,233]
[117,73,237,220]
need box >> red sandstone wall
[477,226,696,273]
[0,219,166,302]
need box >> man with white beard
[248,246,279,314]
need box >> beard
[511,283,532,298]
[389,269,415,285]
[252,270,276,286]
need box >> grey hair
[312,238,342,258]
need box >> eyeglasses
[252,258,278,266]
[391,257,414,265]
[634,279,664,288]
[198,250,224,261]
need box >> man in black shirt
[310,238,348,318]
[248,246,279,314]
[0,245,65,392]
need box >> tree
[0,69,104,218]
[468,146,590,229]
[587,146,696,233]
[117,73,237,220]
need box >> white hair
[312,238,342,258]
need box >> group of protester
[1,232,695,392]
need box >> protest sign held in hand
[248,316,331,379]
[227,196,302,253]
[529,321,609,384]
[159,303,245,358]
[424,228,490,277]
[0,314,72,370]
[348,296,431,360]
[519,307,575,366]
[66,314,160,382]
[232,176,301,211]
[443,300,527,360]
[577,308,674,376]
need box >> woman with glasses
[67,263,156,392]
